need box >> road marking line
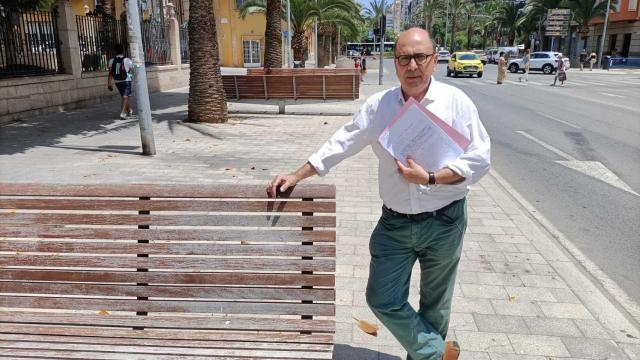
[528,81,546,86]
[449,79,469,86]
[515,131,577,161]
[505,80,526,86]
[536,112,582,129]
[516,131,639,196]
[599,92,626,98]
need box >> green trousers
[366,198,467,360]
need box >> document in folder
[378,98,471,170]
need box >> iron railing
[179,22,188,64]
[141,20,170,66]
[0,8,63,78]
[76,15,128,73]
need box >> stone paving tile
[539,302,594,320]
[460,284,509,299]
[473,314,530,335]
[455,331,514,353]
[488,354,548,360]
[508,334,571,357]
[573,319,614,339]
[562,337,629,359]
[619,343,640,359]
[523,317,582,337]
[504,286,556,302]
[491,299,545,317]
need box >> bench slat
[0,324,335,344]
[0,183,336,199]
[0,311,335,332]
[0,334,334,351]
[0,227,336,242]
[0,255,335,272]
[0,199,336,213]
[0,241,336,257]
[1,283,335,301]
[0,213,336,228]
[0,270,335,287]
[0,296,335,316]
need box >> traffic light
[380,15,386,37]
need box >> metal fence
[1,8,63,79]
[141,20,170,65]
[179,23,188,64]
[76,15,128,73]
[609,56,640,69]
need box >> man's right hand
[267,174,300,198]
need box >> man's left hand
[396,158,428,185]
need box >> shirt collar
[397,76,438,105]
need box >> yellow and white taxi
[446,52,484,78]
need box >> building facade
[587,0,639,57]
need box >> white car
[437,50,451,62]
[507,52,570,74]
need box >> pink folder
[380,97,471,151]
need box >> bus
[345,42,395,57]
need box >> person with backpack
[107,43,134,120]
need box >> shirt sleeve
[307,101,374,177]
[441,97,491,187]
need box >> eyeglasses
[395,53,435,66]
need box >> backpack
[110,57,128,81]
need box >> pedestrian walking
[519,49,530,82]
[551,54,566,86]
[589,51,597,71]
[497,52,506,84]
[107,43,134,120]
[579,49,587,71]
[361,49,368,82]
[354,57,363,82]
[267,27,491,360]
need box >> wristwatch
[428,171,436,185]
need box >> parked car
[472,49,487,64]
[446,52,484,77]
[347,49,359,57]
[437,50,451,62]
[507,51,571,74]
[486,46,519,63]
[486,48,498,63]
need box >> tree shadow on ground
[333,344,402,360]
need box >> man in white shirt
[107,43,134,120]
[267,28,490,360]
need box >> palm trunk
[466,11,472,50]
[264,0,282,68]
[450,17,456,50]
[187,0,227,123]
[292,31,307,66]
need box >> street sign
[545,31,569,37]
[548,8,571,15]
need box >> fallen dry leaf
[353,316,378,336]
[508,295,517,304]
[240,240,249,245]
[98,310,110,316]
[185,138,191,142]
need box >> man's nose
[407,58,418,70]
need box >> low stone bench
[0,183,336,359]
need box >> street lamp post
[378,0,385,85]
[287,0,292,68]
[597,0,611,69]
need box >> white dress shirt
[308,77,491,214]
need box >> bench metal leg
[278,100,286,114]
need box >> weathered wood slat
[0,334,334,351]
[0,227,336,242]
[0,241,336,257]
[0,340,334,359]
[0,283,335,301]
[0,270,335,287]
[0,255,335,272]
[0,311,335,332]
[0,183,336,199]
[0,199,336,213]
[1,213,336,227]
[0,324,334,344]
[0,296,335,316]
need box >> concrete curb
[487,170,640,339]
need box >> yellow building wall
[214,0,266,67]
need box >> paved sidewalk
[1,80,639,359]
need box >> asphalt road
[380,59,640,303]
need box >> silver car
[438,50,451,62]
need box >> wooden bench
[0,183,336,359]
[222,68,360,114]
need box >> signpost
[545,8,570,38]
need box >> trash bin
[293,61,302,68]
[602,56,611,70]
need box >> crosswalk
[442,75,639,95]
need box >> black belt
[383,198,463,221]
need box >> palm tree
[363,0,386,32]
[447,0,467,50]
[494,1,524,46]
[563,0,612,44]
[422,0,443,34]
[187,0,228,123]
[241,0,360,66]
[238,0,282,68]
